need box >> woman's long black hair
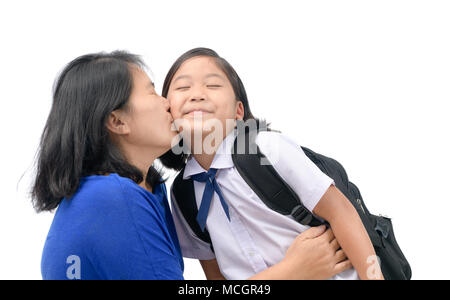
[32,51,162,212]
[159,47,267,171]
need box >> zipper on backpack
[356,198,366,214]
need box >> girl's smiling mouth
[184,108,213,117]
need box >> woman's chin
[169,130,182,144]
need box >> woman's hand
[249,225,352,280]
[282,225,352,280]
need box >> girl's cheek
[169,100,182,119]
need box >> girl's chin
[167,129,180,141]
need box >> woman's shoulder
[107,174,168,217]
[79,173,156,194]
[70,174,148,210]
[63,174,167,222]
[58,174,167,235]
[76,174,127,200]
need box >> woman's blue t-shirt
[41,173,184,280]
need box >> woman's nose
[162,96,170,111]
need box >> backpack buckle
[291,205,314,226]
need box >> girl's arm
[313,185,384,280]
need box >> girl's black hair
[159,47,265,171]
[32,51,162,212]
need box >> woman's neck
[122,144,160,193]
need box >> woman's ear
[106,110,130,135]
[235,101,245,121]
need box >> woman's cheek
[167,96,178,117]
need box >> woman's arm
[313,185,383,280]
[200,226,352,280]
[200,259,226,280]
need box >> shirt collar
[183,130,237,179]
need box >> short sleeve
[256,131,334,213]
[125,185,185,279]
[170,188,216,261]
[88,178,184,280]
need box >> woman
[32,51,351,280]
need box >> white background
[0,0,449,280]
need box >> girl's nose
[190,95,205,102]
[190,87,206,102]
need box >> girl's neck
[192,152,217,171]
[190,128,234,171]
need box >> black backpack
[172,127,412,280]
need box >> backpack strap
[231,128,324,227]
[172,170,214,252]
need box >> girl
[33,50,349,280]
[161,48,382,280]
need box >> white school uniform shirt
[170,130,359,280]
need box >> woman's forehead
[131,66,154,88]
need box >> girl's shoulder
[255,130,302,154]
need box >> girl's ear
[236,101,245,121]
[106,110,130,135]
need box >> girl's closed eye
[175,86,190,91]
[206,84,222,88]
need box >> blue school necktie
[191,168,231,232]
